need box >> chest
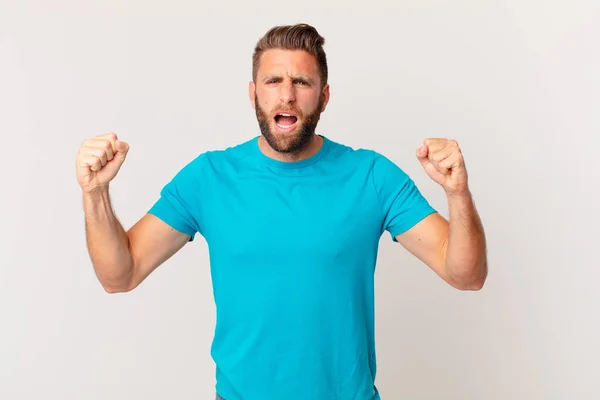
[198,173,383,267]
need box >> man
[76,23,487,400]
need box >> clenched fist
[76,132,130,193]
[416,138,469,196]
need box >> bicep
[394,212,451,284]
[125,213,191,291]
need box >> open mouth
[274,112,299,132]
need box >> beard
[255,93,324,154]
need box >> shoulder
[173,137,256,178]
[334,142,415,197]
[323,137,381,167]
[203,137,257,169]
[326,138,409,179]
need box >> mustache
[270,107,303,118]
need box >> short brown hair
[252,23,328,88]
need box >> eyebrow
[262,75,316,85]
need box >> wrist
[82,185,110,198]
[82,186,112,212]
[445,187,471,201]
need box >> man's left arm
[395,139,487,291]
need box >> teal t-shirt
[148,135,436,400]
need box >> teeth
[276,122,296,129]
[278,113,294,117]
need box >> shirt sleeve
[147,156,203,242]
[372,152,437,242]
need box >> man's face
[249,49,330,154]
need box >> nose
[279,81,296,104]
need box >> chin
[263,125,312,154]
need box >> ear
[249,81,256,110]
[320,83,330,112]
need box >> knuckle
[94,148,106,159]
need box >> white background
[1,1,598,399]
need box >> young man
[77,23,487,400]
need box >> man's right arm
[77,132,191,293]
[84,188,190,293]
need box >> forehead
[257,49,320,78]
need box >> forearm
[444,190,487,289]
[83,188,134,292]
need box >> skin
[77,133,189,293]
[249,49,330,162]
[78,48,486,293]
[397,139,487,290]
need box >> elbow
[99,273,134,294]
[102,284,130,294]
[95,260,136,294]
[448,263,488,291]
[454,277,486,291]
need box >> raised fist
[76,132,130,193]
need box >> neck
[258,134,323,162]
